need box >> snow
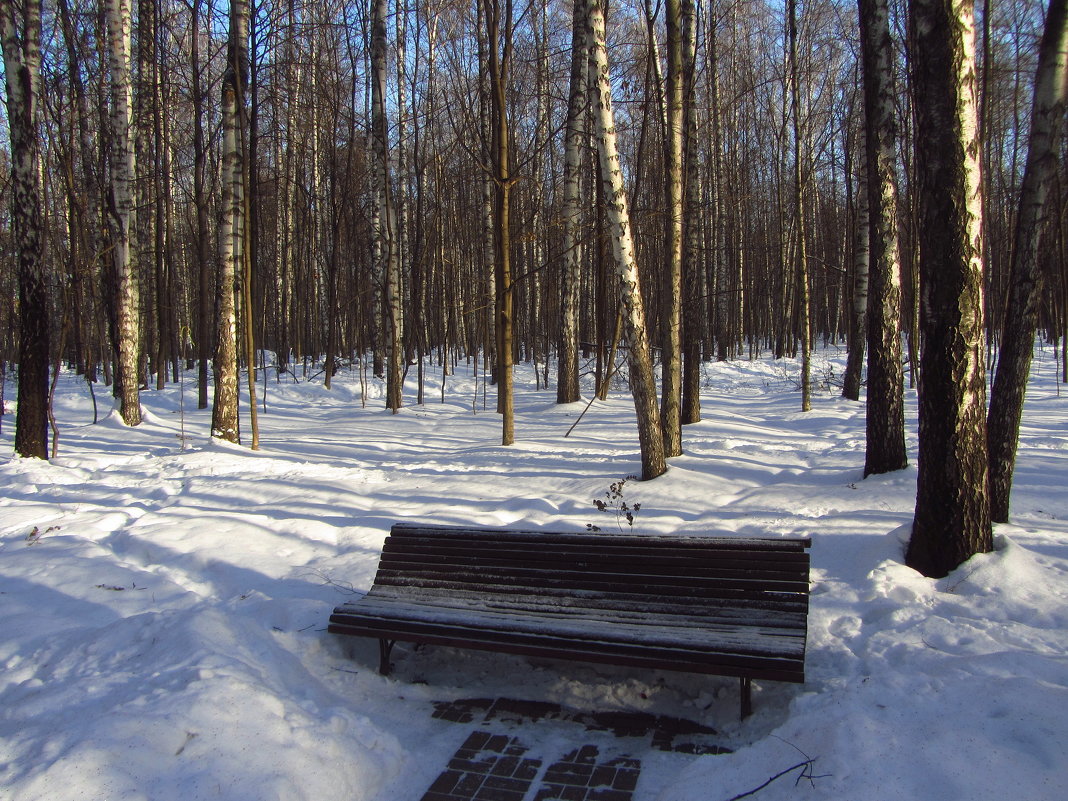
[2,349,1066,801]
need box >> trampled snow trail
[2,349,1066,800]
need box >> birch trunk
[372,0,403,411]
[842,160,869,402]
[709,6,732,361]
[104,0,141,426]
[988,0,1068,522]
[476,2,497,389]
[191,0,211,409]
[662,0,684,454]
[859,0,907,476]
[396,0,410,360]
[587,0,666,480]
[2,0,49,458]
[486,0,514,445]
[557,0,588,405]
[787,0,811,412]
[907,0,993,577]
[212,0,248,443]
[681,0,702,425]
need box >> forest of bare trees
[2,0,1067,573]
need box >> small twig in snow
[725,738,828,800]
[945,567,979,593]
[724,758,823,801]
[305,568,361,595]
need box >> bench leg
[740,678,753,720]
[378,639,395,676]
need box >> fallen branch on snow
[724,756,826,800]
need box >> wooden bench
[328,523,811,718]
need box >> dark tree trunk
[859,0,907,476]
[2,0,49,459]
[843,157,868,402]
[557,0,588,405]
[906,0,993,578]
[987,0,1068,523]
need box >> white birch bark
[859,0,907,475]
[104,0,141,426]
[2,0,49,457]
[211,0,247,443]
[557,0,588,405]
[587,0,666,480]
[842,157,869,402]
[395,0,409,348]
[988,0,1068,522]
[372,0,403,410]
[907,0,992,577]
[662,0,684,455]
[787,0,811,412]
[476,1,497,382]
[484,0,515,445]
[681,0,702,424]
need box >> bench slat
[389,524,811,552]
[327,615,805,683]
[360,585,809,629]
[371,572,809,611]
[335,596,806,651]
[382,537,810,566]
[374,561,808,592]
[378,548,809,577]
[335,602,805,650]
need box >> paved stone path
[419,699,730,801]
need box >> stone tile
[533,785,588,801]
[489,756,521,777]
[611,766,640,793]
[487,697,564,724]
[587,789,635,801]
[422,730,542,801]
[482,775,534,794]
[433,698,497,724]
[453,771,488,796]
[513,758,542,782]
[543,763,594,786]
[473,787,528,801]
[427,769,464,794]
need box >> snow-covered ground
[1,349,1066,801]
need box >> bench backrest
[371,523,810,619]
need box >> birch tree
[787,0,811,412]
[662,0,685,455]
[906,0,993,578]
[212,0,248,443]
[858,0,907,476]
[557,0,588,405]
[681,0,702,425]
[191,0,212,410]
[842,157,869,402]
[372,0,403,411]
[987,0,1068,523]
[104,0,141,426]
[483,0,515,445]
[2,0,48,458]
[587,0,666,480]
